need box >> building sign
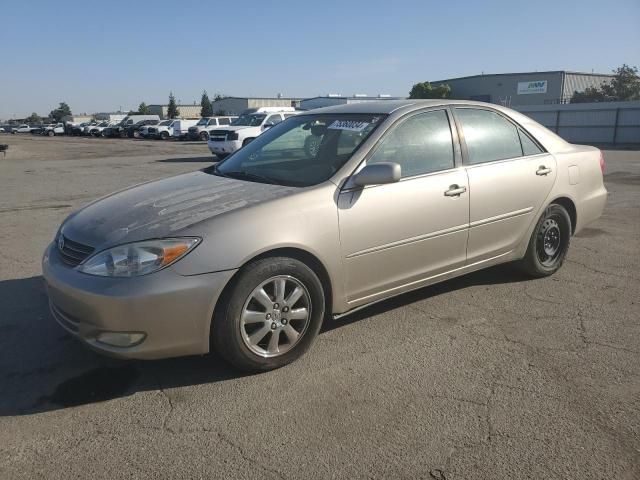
[517,80,547,95]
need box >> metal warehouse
[300,95,404,110]
[210,97,302,115]
[432,71,613,106]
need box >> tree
[200,91,213,117]
[570,86,607,103]
[601,64,640,101]
[214,109,227,116]
[409,81,451,99]
[213,93,226,101]
[49,102,72,122]
[137,102,150,114]
[25,112,42,124]
[572,64,640,103]
[167,92,180,119]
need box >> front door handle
[444,184,467,197]
[536,165,552,176]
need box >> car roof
[299,99,527,115]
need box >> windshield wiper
[223,170,279,185]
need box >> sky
[0,0,638,119]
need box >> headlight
[77,238,200,277]
[227,132,239,141]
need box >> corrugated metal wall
[562,74,613,100]
[516,101,640,144]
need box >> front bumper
[208,139,241,155]
[42,242,237,360]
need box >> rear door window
[519,129,544,156]
[218,118,231,125]
[455,108,523,164]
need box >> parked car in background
[207,108,299,157]
[0,127,5,133]
[187,116,237,141]
[171,119,199,140]
[146,119,177,140]
[42,123,65,136]
[88,122,112,137]
[118,115,161,138]
[13,124,37,134]
[70,122,93,136]
[42,100,608,371]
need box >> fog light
[96,331,146,347]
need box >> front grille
[58,235,94,267]
[210,130,230,141]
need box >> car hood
[60,170,298,250]
[213,125,256,132]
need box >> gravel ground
[0,135,638,479]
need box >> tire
[519,204,571,278]
[200,131,209,141]
[47,130,55,137]
[212,257,325,372]
[160,131,169,140]
[242,137,254,147]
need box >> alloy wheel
[240,275,311,357]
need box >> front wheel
[212,257,325,372]
[160,131,169,140]
[47,130,55,137]
[519,204,571,277]
[200,131,209,141]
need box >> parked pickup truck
[147,119,178,140]
[42,123,65,136]
[207,108,299,157]
[12,124,38,134]
[187,116,237,141]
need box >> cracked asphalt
[1,135,639,479]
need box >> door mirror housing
[353,162,401,187]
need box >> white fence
[515,101,640,145]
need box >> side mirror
[263,123,274,129]
[353,162,401,187]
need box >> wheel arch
[549,196,577,234]
[210,246,334,346]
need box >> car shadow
[0,264,530,417]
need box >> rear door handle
[536,165,552,176]
[444,184,467,197]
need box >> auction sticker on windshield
[328,120,370,131]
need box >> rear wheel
[212,257,325,372]
[519,204,571,277]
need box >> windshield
[197,118,209,126]
[213,113,385,187]
[159,120,172,126]
[231,114,266,127]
